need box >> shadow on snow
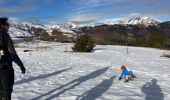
[141,78,164,100]
[76,75,116,100]
[15,68,71,85]
[31,66,110,100]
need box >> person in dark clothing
[0,17,25,100]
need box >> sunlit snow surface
[12,42,170,100]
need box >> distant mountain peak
[104,17,160,26]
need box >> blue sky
[0,0,170,23]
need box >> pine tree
[72,34,95,52]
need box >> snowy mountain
[105,17,160,26]
[46,17,159,31]
[10,20,45,30]
[8,17,160,38]
[9,20,93,37]
[45,22,77,34]
[9,27,31,37]
[9,20,48,37]
[45,22,98,34]
[8,16,170,45]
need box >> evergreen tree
[72,34,95,52]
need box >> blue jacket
[120,69,133,79]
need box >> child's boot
[124,76,129,82]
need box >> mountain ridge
[9,16,160,37]
[8,17,170,47]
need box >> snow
[10,20,45,29]
[9,27,31,38]
[104,17,159,26]
[11,42,170,100]
[9,20,49,36]
[45,22,97,35]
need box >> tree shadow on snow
[76,75,116,100]
[15,68,71,85]
[31,66,110,100]
[141,78,164,100]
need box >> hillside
[9,17,170,47]
[12,42,170,100]
[9,17,160,37]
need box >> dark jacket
[0,27,24,69]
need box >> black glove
[20,66,26,74]
[119,77,121,80]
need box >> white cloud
[75,9,94,15]
[0,0,55,16]
[76,0,114,10]
[9,17,20,21]
[82,0,127,4]
[0,6,35,16]
[0,0,4,2]
[71,0,116,23]
[67,13,103,23]
[1,0,169,22]
[126,13,144,18]
[112,0,128,2]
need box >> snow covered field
[12,42,170,100]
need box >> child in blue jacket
[119,65,136,82]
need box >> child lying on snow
[119,65,136,82]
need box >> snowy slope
[9,20,84,36]
[45,22,98,34]
[45,22,76,34]
[10,20,46,30]
[105,17,159,26]
[9,27,31,37]
[12,42,170,100]
[9,20,49,36]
